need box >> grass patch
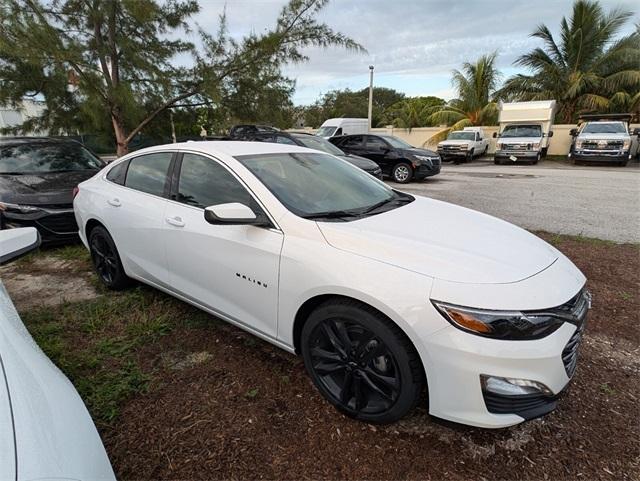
[20,285,218,425]
[50,243,90,262]
[538,231,623,247]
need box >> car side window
[176,153,254,209]
[275,135,297,145]
[342,136,363,148]
[124,152,173,196]
[335,127,343,136]
[365,136,388,149]
[106,159,130,185]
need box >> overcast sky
[192,0,639,105]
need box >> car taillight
[72,186,80,199]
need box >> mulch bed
[95,233,640,480]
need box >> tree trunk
[111,110,129,157]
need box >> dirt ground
[1,233,639,481]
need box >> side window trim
[170,150,280,231]
[106,151,177,199]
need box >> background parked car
[437,127,488,163]
[330,134,441,183]
[0,227,115,480]
[228,124,280,140]
[0,137,105,243]
[316,118,368,138]
[568,114,640,166]
[246,130,383,179]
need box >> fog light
[480,375,553,397]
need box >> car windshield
[0,142,104,173]
[292,134,345,155]
[500,125,542,138]
[237,152,411,220]
[447,132,475,141]
[581,122,626,134]
[316,126,337,137]
[379,136,413,149]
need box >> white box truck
[316,118,368,138]
[493,100,556,165]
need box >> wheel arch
[85,218,107,240]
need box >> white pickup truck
[436,127,489,163]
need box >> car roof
[134,140,319,158]
[0,136,74,146]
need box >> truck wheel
[392,163,413,183]
[541,147,548,158]
[466,149,474,162]
[533,152,541,165]
[494,158,501,165]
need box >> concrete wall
[294,124,640,156]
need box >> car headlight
[0,202,41,214]
[622,139,631,150]
[531,143,540,150]
[496,142,504,150]
[575,140,584,149]
[414,155,439,162]
[432,301,566,340]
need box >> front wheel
[89,226,131,290]
[301,300,424,424]
[392,163,413,183]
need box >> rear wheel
[301,300,424,424]
[89,226,131,290]
[392,163,413,183]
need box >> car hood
[0,170,98,205]
[340,154,379,170]
[317,196,558,284]
[401,147,438,157]
[577,132,629,140]
[438,140,471,147]
[497,136,542,143]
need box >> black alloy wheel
[301,300,423,424]
[89,226,131,290]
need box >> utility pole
[368,65,374,132]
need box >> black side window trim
[105,158,131,185]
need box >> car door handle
[107,198,121,207]
[165,216,185,228]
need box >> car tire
[89,226,131,290]
[533,152,541,165]
[466,149,474,162]
[301,299,424,424]
[494,158,501,165]
[392,163,413,183]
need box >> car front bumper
[437,150,469,161]
[0,209,79,243]
[494,150,540,162]
[414,162,441,179]
[569,150,631,163]
[422,318,582,428]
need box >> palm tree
[380,96,445,131]
[427,53,500,144]
[498,0,640,123]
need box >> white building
[0,99,47,136]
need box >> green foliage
[302,87,405,128]
[0,0,363,154]
[428,53,500,144]
[379,96,445,130]
[498,0,640,123]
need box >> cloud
[193,0,640,104]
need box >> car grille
[503,143,532,150]
[558,289,591,378]
[483,391,558,418]
[582,140,624,150]
[36,213,78,234]
[439,145,462,152]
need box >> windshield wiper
[0,171,25,175]
[361,195,413,214]
[301,210,363,220]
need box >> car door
[364,135,393,174]
[163,152,283,338]
[101,151,174,287]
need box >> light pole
[368,65,374,132]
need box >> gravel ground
[390,160,640,243]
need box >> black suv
[0,137,104,243]
[330,134,441,183]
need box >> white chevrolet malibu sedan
[73,141,589,428]
[0,228,115,480]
